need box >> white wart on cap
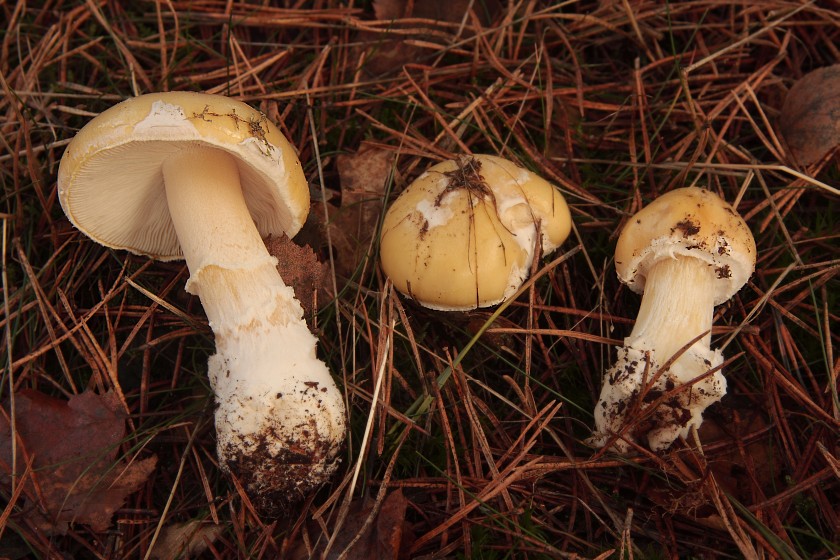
[57,92,346,514]
[591,187,756,453]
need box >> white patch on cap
[415,197,454,230]
[135,100,194,133]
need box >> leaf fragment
[361,0,500,74]
[290,490,413,560]
[321,143,397,278]
[0,389,157,534]
[265,234,330,322]
[149,520,225,560]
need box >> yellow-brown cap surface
[615,187,756,305]
[57,91,309,260]
[379,155,571,310]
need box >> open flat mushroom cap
[615,187,756,305]
[380,154,571,310]
[57,91,309,260]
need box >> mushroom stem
[626,255,715,370]
[161,147,286,324]
[592,255,726,452]
[161,146,345,510]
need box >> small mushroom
[57,92,346,511]
[590,187,755,453]
[379,155,572,310]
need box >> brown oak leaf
[291,489,413,560]
[316,143,396,278]
[265,234,330,323]
[360,0,500,75]
[0,389,157,534]
[150,520,225,560]
[696,403,777,504]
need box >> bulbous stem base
[591,256,726,453]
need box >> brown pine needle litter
[1,1,838,558]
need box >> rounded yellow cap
[379,155,571,310]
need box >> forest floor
[1,1,838,558]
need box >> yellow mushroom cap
[57,91,309,261]
[379,154,572,310]
[615,187,756,305]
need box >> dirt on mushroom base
[593,346,726,452]
[220,416,340,516]
[207,322,346,516]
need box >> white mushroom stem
[592,255,726,452]
[161,146,345,506]
[625,255,714,364]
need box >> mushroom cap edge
[614,187,756,305]
[57,91,310,260]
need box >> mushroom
[57,92,346,511]
[379,155,572,310]
[591,187,755,453]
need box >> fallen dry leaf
[0,389,157,534]
[374,0,475,21]
[291,489,413,560]
[779,64,840,166]
[265,234,330,322]
[320,143,396,278]
[643,403,776,518]
[467,312,522,353]
[696,403,777,504]
[150,520,225,560]
[336,143,395,224]
[361,0,499,75]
